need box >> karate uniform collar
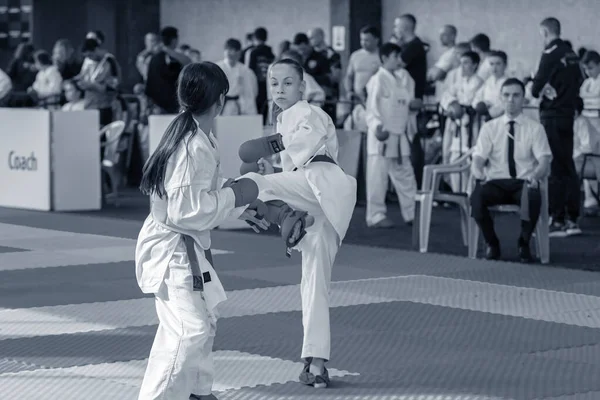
[192,116,217,149]
[276,100,310,124]
[502,112,525,126]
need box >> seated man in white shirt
[473,50,508,121]
[470,78,552,262]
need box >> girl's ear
[215,93,225,115]
[299,79,306,97]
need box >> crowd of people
[1,14,598,256]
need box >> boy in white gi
[237,58,357,388]
[440,51,484,192]
[135,62,309,400]
[216,38,258,116]
[473,50,508,120]
[364,42,420,228]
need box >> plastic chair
[467,177,550,264]
[412,148,474,253]
[579,153,600,207]
[100,121,126,206]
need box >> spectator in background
[241,32,255,63]
[0,67,12,107]
[6,42,37,92]
[393,14,427,99]
[178,43,191,57]
[136,32,159,81]
[344,25,381,103]
[216,38,258,116]
[61,80,86,111]
[573,97,600,214]
[427,25,458,101]
[470,33,492,81]
[276,40,291,60]
[531,17,583,237]
[309,28,342,92]
[81,30,105,73]
[246,27,275,120]
[473,50,509,120]
[428,25,458,82]
[307,27,342,121]
[189,49,201,63]
[28,50,63,107]
[580,50,600,127]
[77,38,120,126]
[145,26,191,115]
[52,39,82,80]
[292,33,330,92]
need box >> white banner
[0,109,51,211]
[52,110,101,211]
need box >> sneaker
[565,220,582,236]
[548,221,567,238]
[369,218,395,229]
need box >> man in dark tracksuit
[531,17,583,237]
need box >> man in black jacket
[531,17,583,237]
[145,26,191,115]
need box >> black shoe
[518,240,533,263]
[548,220,567,238]
[485,244,501,260]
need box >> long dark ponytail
[140,62,229,198]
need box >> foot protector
[298,358,330,388]
[280,209,310,257]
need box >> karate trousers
[243,169,341,361]
[138,248,218,400]
[366,154,417,225]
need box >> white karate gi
[32,65,63,99]
[364,67,417,225]
[135,125,244,399]
[440,73,483,192]
[242,100,356,361]
[217,59,258,116]
[472,75,507,118]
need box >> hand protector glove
[239,133,285,163]
[225,178,259,207]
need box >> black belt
[182,235,212,291]
[293,154,336,171]
[225,95,240,102]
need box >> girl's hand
[258,158,275,175]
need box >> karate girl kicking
[135,62,309,400]
[238,58,357,388]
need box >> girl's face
[64,83,81,102]
[269,64,305,110]
[584,61,600,79]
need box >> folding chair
[413,148,474,253]
[100,121,126,206]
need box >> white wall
[161,0,331,63]
[382,0,600,78]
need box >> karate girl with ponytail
[135,62,271,400]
